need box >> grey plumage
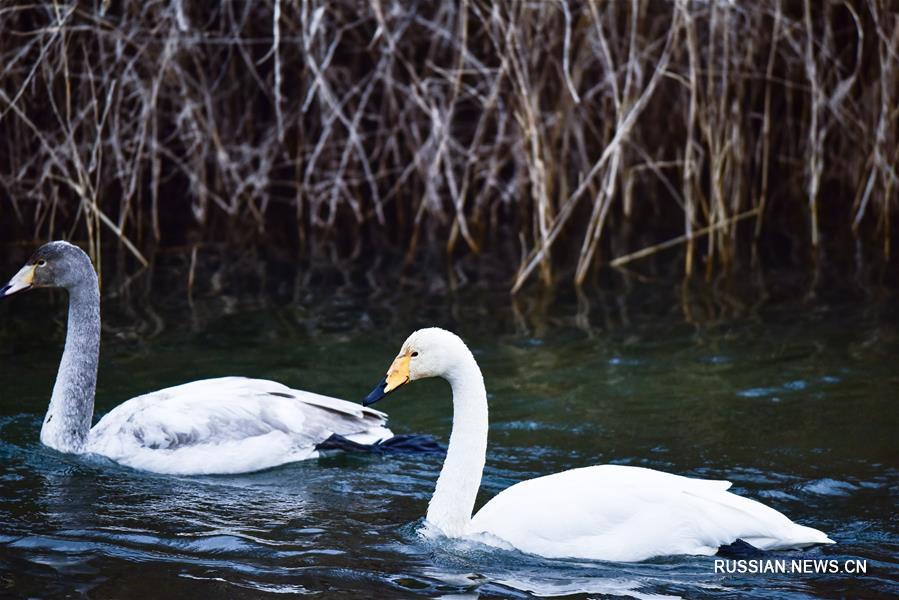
[33,242,99,452]
[1,240,395,474]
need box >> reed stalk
[0,1,894,290]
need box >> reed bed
[0,1,896,291]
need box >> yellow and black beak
[0,264,36,298]
[363,351,411,406]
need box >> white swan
[1,241,393,475]
[363,327,834,562]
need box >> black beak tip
[363,379,388,407]
[0,284,11,298]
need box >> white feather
[469,465,833,562]
[84,377,392,475]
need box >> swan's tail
[787,523,835,547]
[741,523,835,552]
[718,524,834,556]
[316,433,444,454]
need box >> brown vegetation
[0,1,896,291]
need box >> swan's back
[85,377,391,474]
[469,465,833,562]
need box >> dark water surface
[0,260,896,598]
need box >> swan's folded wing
[469,464,829,561]
[283,388,388,421]
[85,377,392,474]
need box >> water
[0,261,896,598]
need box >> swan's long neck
[41,277,100,453]
[426,351,488,537]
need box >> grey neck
[40,276,100,453]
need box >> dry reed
[0,1,896,291]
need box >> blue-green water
[0,262,896,598]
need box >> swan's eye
[411,352,419,358]
[36,259,47,267]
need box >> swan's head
[1,241,95,297]
[363,328,471,406]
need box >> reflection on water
[0,250,896,598]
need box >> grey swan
[1,241,395,475]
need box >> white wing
[84,377,392,475]
[469,465,833,562]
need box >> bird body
[3,241,393,475]
[364,327,833,562]
[84,377,390,475]
[468,464,831,562]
